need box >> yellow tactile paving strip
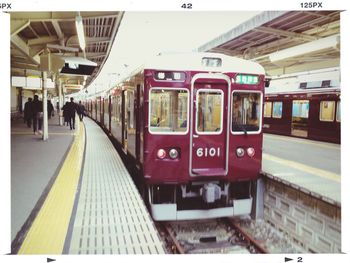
[263,153,340,183]
[11,131,75,136]
[18,123,85,254]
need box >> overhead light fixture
[75,13,86,51]
[269,34,339,63]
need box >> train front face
[143,56,265,221]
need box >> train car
[263,88,340,144]
[89,52,266,220]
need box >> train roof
[265,87,340,96]
[142,52,265,75]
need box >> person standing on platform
[47,100,54,119]
[78,101,86,121]
[23,97,33,128]
[32,95,43,135]
[67,97,78,130]
[61,102,69,126]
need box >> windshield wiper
[234,123,248,135]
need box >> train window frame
[272,101,283,119]
[195,89,224,135]
[264,101,272,118]
[319,101,335,122]
[231,90,263,135]
[148,87,190,135]
[336,101,341,122]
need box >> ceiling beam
[11,35,40,65]
[11,20,30,36]
[46,44,79,52]
[27,36,59,46]
[303,20,340,36]
[66,36,111,46]
[51,20,64,45]
[28,25,40,38]
[11,62,40,71]
[52,52,105,58]
[41,21,52,36]
[254,26,318,41]
[29,46,45,57]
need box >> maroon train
[85,53,266,220]
[264,88,340,144]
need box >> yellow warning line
[18,123,85,254]
[263,153,340,183]
[11,131,74,136]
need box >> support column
[252,178,265,220]
[58,79,63,126]
[42,71,49,140]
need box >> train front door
[190,74,230,177]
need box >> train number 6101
[196,147,221,157]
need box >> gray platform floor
[11,114,75,241]
[66,118,165,254]
[262,133,341,204]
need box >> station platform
[262,133,341,205]
[11,116,165,254]
[11,114,75,243]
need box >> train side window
[336,101,341,122]
[272,102,283,118]
[264,102,272,118]
[232,91,262,133]
[319,101,335,122]
[292,100,309,118]
[149,88,188,134]
[196,90,223,134]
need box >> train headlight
[236,147,245,157]
[157,149,166,159]
[169,148,179,159]
[247,147,255,157]
[157,72,165,80]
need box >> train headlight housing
[236,147,245,157]
[247,147,255,157]
[157,149,166,159]
[169,148,179,159]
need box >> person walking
[67,97,78,130]
[78,101,86,121]
[47,100,54,119]
[23,97,33,128]
[32,95,43,134]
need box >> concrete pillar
[42,71,49,140]
[252,178,265,220]
[58,79,63,126]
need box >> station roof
[198,11,340,76]
[10,12,124,92]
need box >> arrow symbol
[47,258,56,263]
[285,257,293,262]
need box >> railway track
[156,218,268,254]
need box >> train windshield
[232,92,261,133]
[149,89,188,134]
